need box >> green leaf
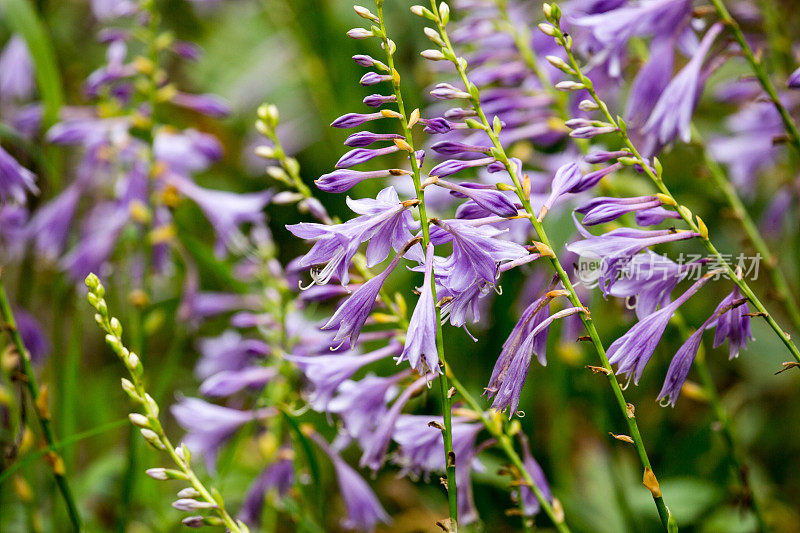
[0,0,64,127]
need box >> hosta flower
[642,24,723,147]
[397,244,440,374]
[575,195,662,226]
[0,36,35,101]
[0,146,38,204]
[517,434,553,517]
[171,398,274,470]
[195,330,271,380]
[239,455,294,528]
[311,433,390,531]
[711,285,752,359]
[327,373,405,445]
[199,366,277,397]
[608,273,715,385]
[288,341,401,409]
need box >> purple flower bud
[583,150,628,164]
[0,146,38,203]
[352,54,377,67]
[444,107,477,119]
[173,499,216,512]
[436,179,517,217]
[573,162,622,193]
[429,156,496,178]
[360,72,392,86]
[182,516,204,528]
[430,82,471,99]
[315,169,400,193]
[344,131,402,147]
[569,125,618,138]
[330,111,383,128]
[431,140,491,156]
[363,93,397,107]
[635,206,681,226]
[347,28,373,39]
[419,117,452,133]
[576,196,661,226]
[541,162,583,213]
[336,145,400,169]
[173,40,203,61]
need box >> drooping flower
[711,285,752,359]
[397,244,440,374]
[327,373,405,445]
[238,453,294,528]
[0,146,38,204]
[516,433,553,517]
[642,23,723,147]
[287,341,401,410]
[195,330,271,380]
[310,432,390,532]
[607,273,715,385]
[171,398,274,471]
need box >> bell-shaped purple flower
[398,244,441,374]
[711,285,752,359]
[516,434,553,517]
[0,146,38,204]
[643,24,723,146]
[608,273,714,385]
[239,454,294,527]
[310,433,390,531]
[327,373,405,444]
[288,341,401,409]
[787,66,800,89]
[171,398,274,471]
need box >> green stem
[554,18,800,366]
[692,127,800,336]
[708,0,800,155]
[0,281,81,531]
[375,1,458,526]
[448,370,570,533]
[693,348,769,532]
[431,7,673,529]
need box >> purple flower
[625,37,676,128]
[0,36,35,101]
[336,145,400,169]
[15,308,50,363]
[635,206,681,226]
[567,222,700,294]
[516,434,553,517]
[315,169,402,193]
[60,202,129,280]
[170,175,272,257]
[711,285,752,359]
[310,433,390,531]
[643,24,723,146]
[171,398,273,471]
[787,66,800,89]
[575,195,662,226]
[360,72,392,86]
[398,244,440,374]
[657,325,706,406]
[435,179,518,217]
[608,273,714,385]
[429,156,496,178]
[433,219,529,293]
[171,92,231,118]
[195,330,270,380]
[328,373,404,444]
[344,131,402,147]
[153,129,223,174]
[331,112,384,129]
[199,366,277,397]
[541,162,590,215]
[239,455,294,527]
[363,93,397,107]
[0,146,38,204]
[26,183,83,260]
[287,342,401,409]
[359,375,430,472]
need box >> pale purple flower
[575,195,662,226]
[643,24,723,146]
[344,131,402,147]
[26,183,83,260]
[315,168,401,193]
[310,433,390,532]
[397,244,440,374]
[171,398,274,470]
[169,175,272,256]
[153,129,223,174]
[15,308,50,363]
[331,112,384,129]
[171,92,231,118]
[199,366,277,397]
[635,205,681,226]
[0,146,38,204]
[517,434,553,517]
[327,373,404,445]
[336,145,400,169]
[435,179,518,217]
[287,342,401,409]
[60,202,129,280]
[608,273,714,385]
[429,156,496,178]
[195,330,271,380]
[711,285,752,359]
[0,36,35,101]
[359,375,430,472]
[787,66,800,89]
[239,455,294,527]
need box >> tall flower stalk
[371,1,458,526]
[414,2,675,529]
[539,3,800,367]
[0,280,81,531]
[84,274,247,533]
